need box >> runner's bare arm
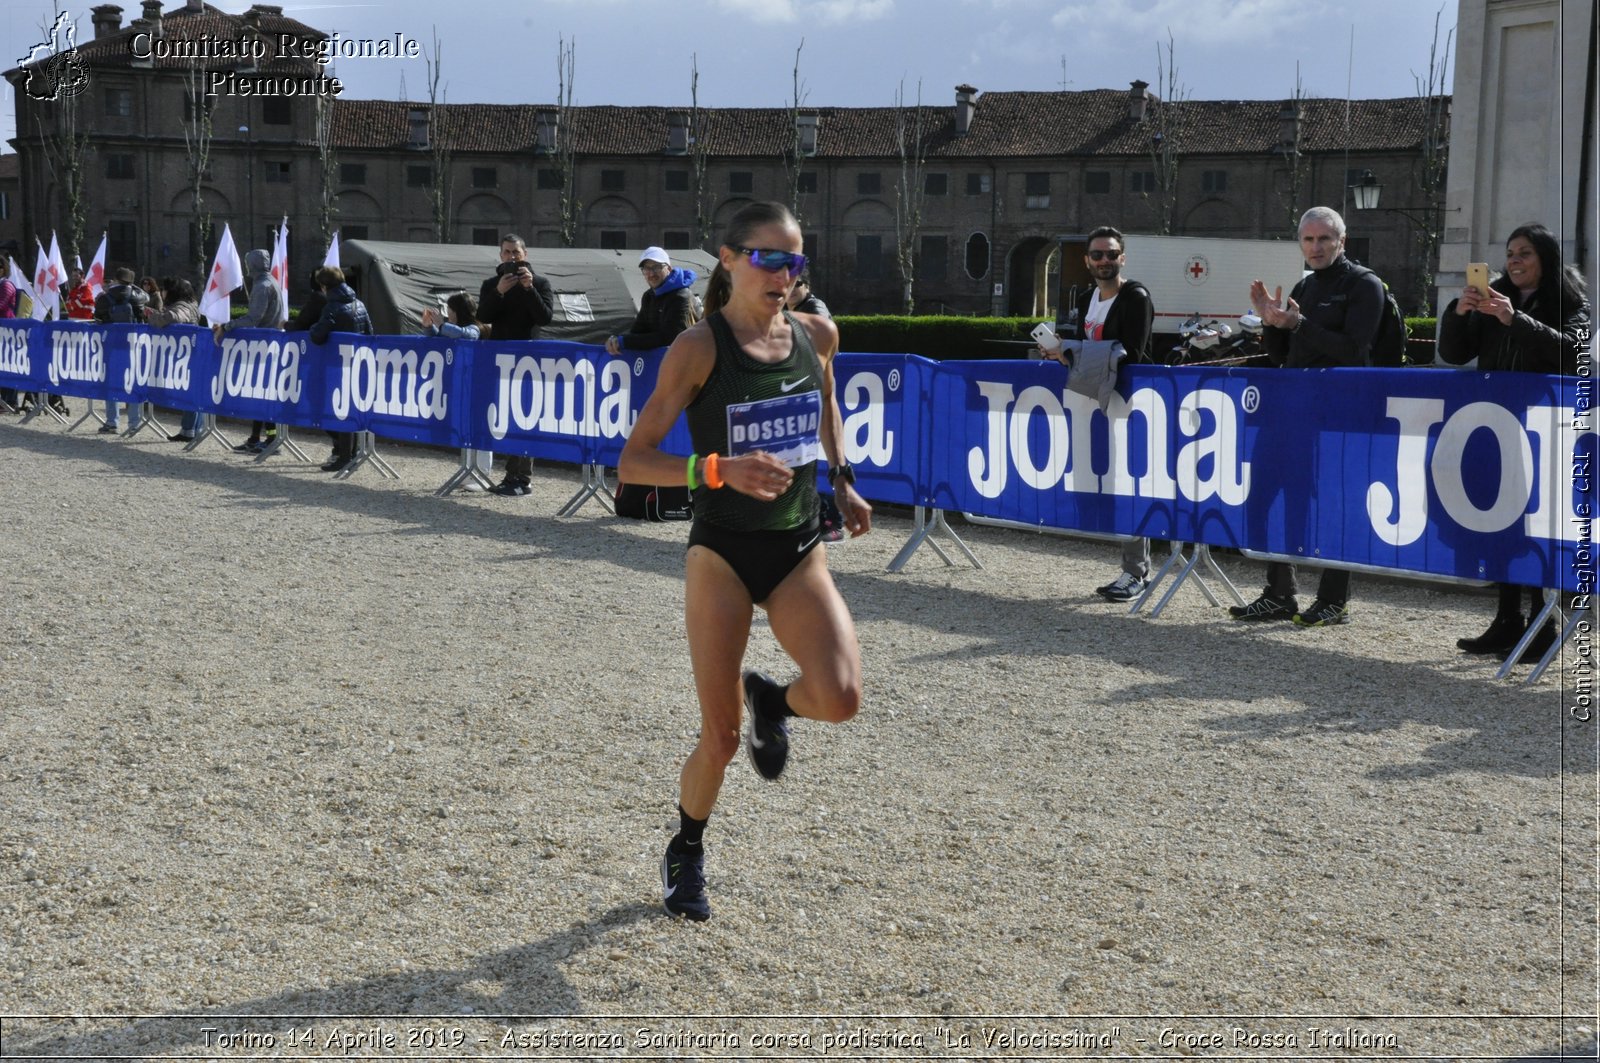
[802,314,872,536]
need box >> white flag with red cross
[85,233,108,299]
[199,223,244,327]
[32,238,60,319]
[269,216,289,325]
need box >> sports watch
[827,462,855,486]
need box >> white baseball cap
[639,246,670,267]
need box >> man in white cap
[605,246,698,355]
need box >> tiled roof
[330,91,1445,159]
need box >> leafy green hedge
[834,314,1444,364]
[834,315,1041,361]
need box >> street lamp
[1348,168,1455,228]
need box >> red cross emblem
[1183,255,1211,286]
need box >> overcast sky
[4,0,1461,148]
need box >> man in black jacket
[479,233,555,496]
[1042,226,1156,601]
[1232,205,1384,627]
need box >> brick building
[6,2,1448,314]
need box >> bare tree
[32,6,91,263]
[689,54,714,246]
[180,60,214,281]
[1409,5,1453,312]
[1140,32,1187,235]
[424,28,453,243]
[555,36,580,248]
[1275,66,1311,231]
[893,80,930,314]
[314,93,339,248]
[784,40,809,227]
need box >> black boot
[1502,621,1559,662]
[1456,615,1525,654]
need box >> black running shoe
[744,670,791,781]
[1293,599,1350,627]
[1229,590,1298,622]
[661,843,709,921]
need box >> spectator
[308,266,374,473]
[1439,222,1591,659]
[605,247,697,356]
[94,266,150,434]
[64,266,95,320]
[289,268,328,333]
[139,276,164,318]
[0,252,17,413]
[1233,206,1384,627]
[422,292,480,340]
[149,279,203,442]
[215,248,285,454]
[785,271,830,317]
[478,233,555,497]
[1037,226,1155,601]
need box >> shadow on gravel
[3,902,657,1060]
[3,424,1581,783]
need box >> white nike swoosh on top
[797,532,821,553]
[779,377,811,393]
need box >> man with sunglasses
[1039,226,1155,601]
[479,233,555,497]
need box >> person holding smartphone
[1035,226,1156,601]
[619,201,871,922]
[1439,222,1591,658]
[478,234,555,496]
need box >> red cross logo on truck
[1184,254,1210,285]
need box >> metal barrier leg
[186,414,238,454]
[1129,544,1189,615]
[335,431,399,480]
[1526,605,1584,685]
[68,405,110,433]
[557,463,617,516]
[436,449,498,497]
[887,508,982,573]
[1200,545,1247,607]
[253,425,312,463]
[123,402,170,441]
[1496,590,1562,681]
[20,395,71,427]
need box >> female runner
[619,201,871,921]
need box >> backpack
[106,287,137,324]
[614,481,692,522]
[1346,265,1409,367]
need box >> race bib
[725,389,822,468]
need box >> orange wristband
[703,452,725,489]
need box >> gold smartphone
[1466,262,1490,295]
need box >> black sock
[671,805,707,852]
[757,679,798,720]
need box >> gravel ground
[0,411,1595,1061]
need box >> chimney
[666,111,688,155]
[407,106,429,149]
[794,112,818,156]
[140,0,163,36]
[1128,80,1150,122]
[185,0,203,10]
[534,111,557,154]
[954,84,977,136]
[1278,100,1302,150]
[91,4,123,38]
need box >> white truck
[1055,232,1307,350]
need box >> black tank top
[687,310,823,532]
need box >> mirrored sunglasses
[732,245,808,278]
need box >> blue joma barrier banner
[2,320,1592,591]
